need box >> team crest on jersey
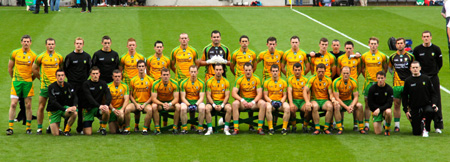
[112,58,115,61]
[248,55,251,58]
[279,89,282,92]
[385,92,387,96]
[378,62,381,64]
[323,83,326,86]
[423,82,426,85]
[432,52,435,56]
[279,84,282,88]
[276,56,278,59]
[220,51,223,54]
[84,60,87,64]
[100,86,102,90]
[188,53,191,55]
[64,91,67,94]
[169,87,171,91]
[252,81,255,85]
[222,84,224,87]
[353,61,355,64]
[68,95,71,98]
[326,64,329,66]
[28,56,30,59]
[377,57,380,60]
[189,57,192,60]
[54,58,57,62]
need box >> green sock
[37,124,43,129]
[394,118,400,122]
[207,123,212,128]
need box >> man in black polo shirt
[92,36,120,83]
[198,30,230,82]
[367,71,393,136]
[412,31,443,133]
[64,37,91,134]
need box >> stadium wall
[146,0,285,6]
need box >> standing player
[412,31,443,133]
[367,71,393,136]
[332,66,364,134]
[205,64,232,135]
[303,63,336,135]
[264,64,290,135]
[108,70,129,134]
[330,40,346,62]
[231,62,266,135]
[64,37,91,134]
[123,60,154,135]
[287,63,309,133]
[33,38,64,135]
[180,65,206,134]
[198,30,230,81]
[151,68,181,135]
[92,36,120,83]
[257,37,284,81]
[147,40,170,80]
[120,38,145,132]
[361,37,388,132]
[46,70,78,136]
[282,36,310,77]
[388,38,414,133]
[7,35,37,135]
[309,38,337,78]
[82,66,112,135]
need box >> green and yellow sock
[364,119,370,124]
[315,124,320,130]
[233,120,239,130]
[143,126,148,131]
[336,121,342,131]
[324,122,330,130]
[26,120,31,130]
[257,120,263,130]
[358,121,364,130]
[155,125,160,132]
[385,123,391,130]
[282,121,288,129]
[354,119,358,126]
[303,121,309,127]
[290,118,296,127]
[8,120,14,130]
[100,121,107,129]
[182,124,188,131]
[268,121,273,130]
[173,125,178,130]
[198,124,204,131]
[64,124,71,132]
[125,126,131,131]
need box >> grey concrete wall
[146,0,285,6]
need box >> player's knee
[385,109,391,114]
[232,100,240,108]
[72,111,78,117]
[152,103,157,109]
[181,105,187,112]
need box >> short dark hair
[376,71,386,77]
[239,35,249,42]
[189,65,198,71]
[293,63,302,70]
[161,67,170,74]
[344,41,354,47]
[316,63,326,70]
[214,64,223,70]
[267,37,277,43]
[90,66,100,74]
[422,30,432,37]
[102,35,111,42]
[396,37,405,44]
[369,37,379,44]
[270,64,279,71]
[154,40,163,47]
[21,35,32,42]
[211,30,221,37]
[243,62,253,69]
[411,61,421,66]
[290,36,300,42]
[55,69,64,76]
[319,38,328,44]
[137,60,146,66]
[112,69,121,75]
[332,39,340,43]
[46,38,55,44]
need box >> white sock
[208,127,212,130]
[395,122,400,128]
[354,124,358,127]
[365,123,370,127]
[224,125,229,130]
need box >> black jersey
[47,81,77,112]
[367,83,393,112]
[82,79,112,110]
[64,51,91,84]
[92,49,120,83]
[412,44,442,76]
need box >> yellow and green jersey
[332,76,358,101]
[10,48,37,82]
[282,48,308,76]
[306,75,332,100]
[206,76,230,101]
[120,52,145,84]
[35,51,63,89]
[235,74,262,99]
[310,51,336,78]
[130,75,154,103]
[231,48,257,78]
[287,75,308,100]
[152,78,179,102]
[170,45,198,81]
[258,49,284,80]
[180,77,205,100]
[361,50,387,83]
[146,54,170,80]
[337,54,361,81]
[108,82,129,108]
[263,77,287,101]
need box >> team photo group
[6,29,443,137]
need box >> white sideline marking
[291,8,450,95]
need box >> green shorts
[187,99,197,105]
[363,81,376,97]
[109,107,122,122]
[341,100,353,112]
[393,86,403,99]
[39,87,48,98]
[211,101,223,106]
[48,106,69,124]
[11,81,34,98]
[243,98,253,103]
[315,99,328,109]
[293,99,306,110]
[372,113,384,122]
[83,107,101,122]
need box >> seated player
[108,70,129,134]
[264,64,290,135]
[287,63,309,133]
[46,70,78,136]
[180,65,206,134]
[205,64,232,135]
[231,62,266,135]
[151,68,181,135]
[367,71,393,136]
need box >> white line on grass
[291,8,450,95]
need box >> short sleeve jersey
[180,77,206,100]
[332,76,358,101]
[130,75,154,103]
[231,48,257,78]
[171,45,198,81]
[361,51,387,82]
[389,52,415,87]
[283,49,308,76]
[337,54,361,81]
[201,43,230,76]
[108,82,129,108]
[10,48,37,82]
[206,76,230,101]
[120,52,146,81]
[152,78,179,102]
[263,78,288,101]
[235,74,262,99]
[35,51,64,89]
[146,55,170,80]
[310,52,336,78]
[288,75,308,100]
[258,49,284,80]
[307,75,333,100]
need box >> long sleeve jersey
[46,81,78,112]
[82,79,112,110]
[367,83,393,112]
[402,74,438,113]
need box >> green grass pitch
[0,6,449,161]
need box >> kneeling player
[287,63,309,133]
[231,62,266,135]
[367,71,393,136]
[47,70,78,136]
[108,70,129,134]
[332,66,364,134]
[264,64,290,135]
[180,65,206,134]
[151,68,181,135]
